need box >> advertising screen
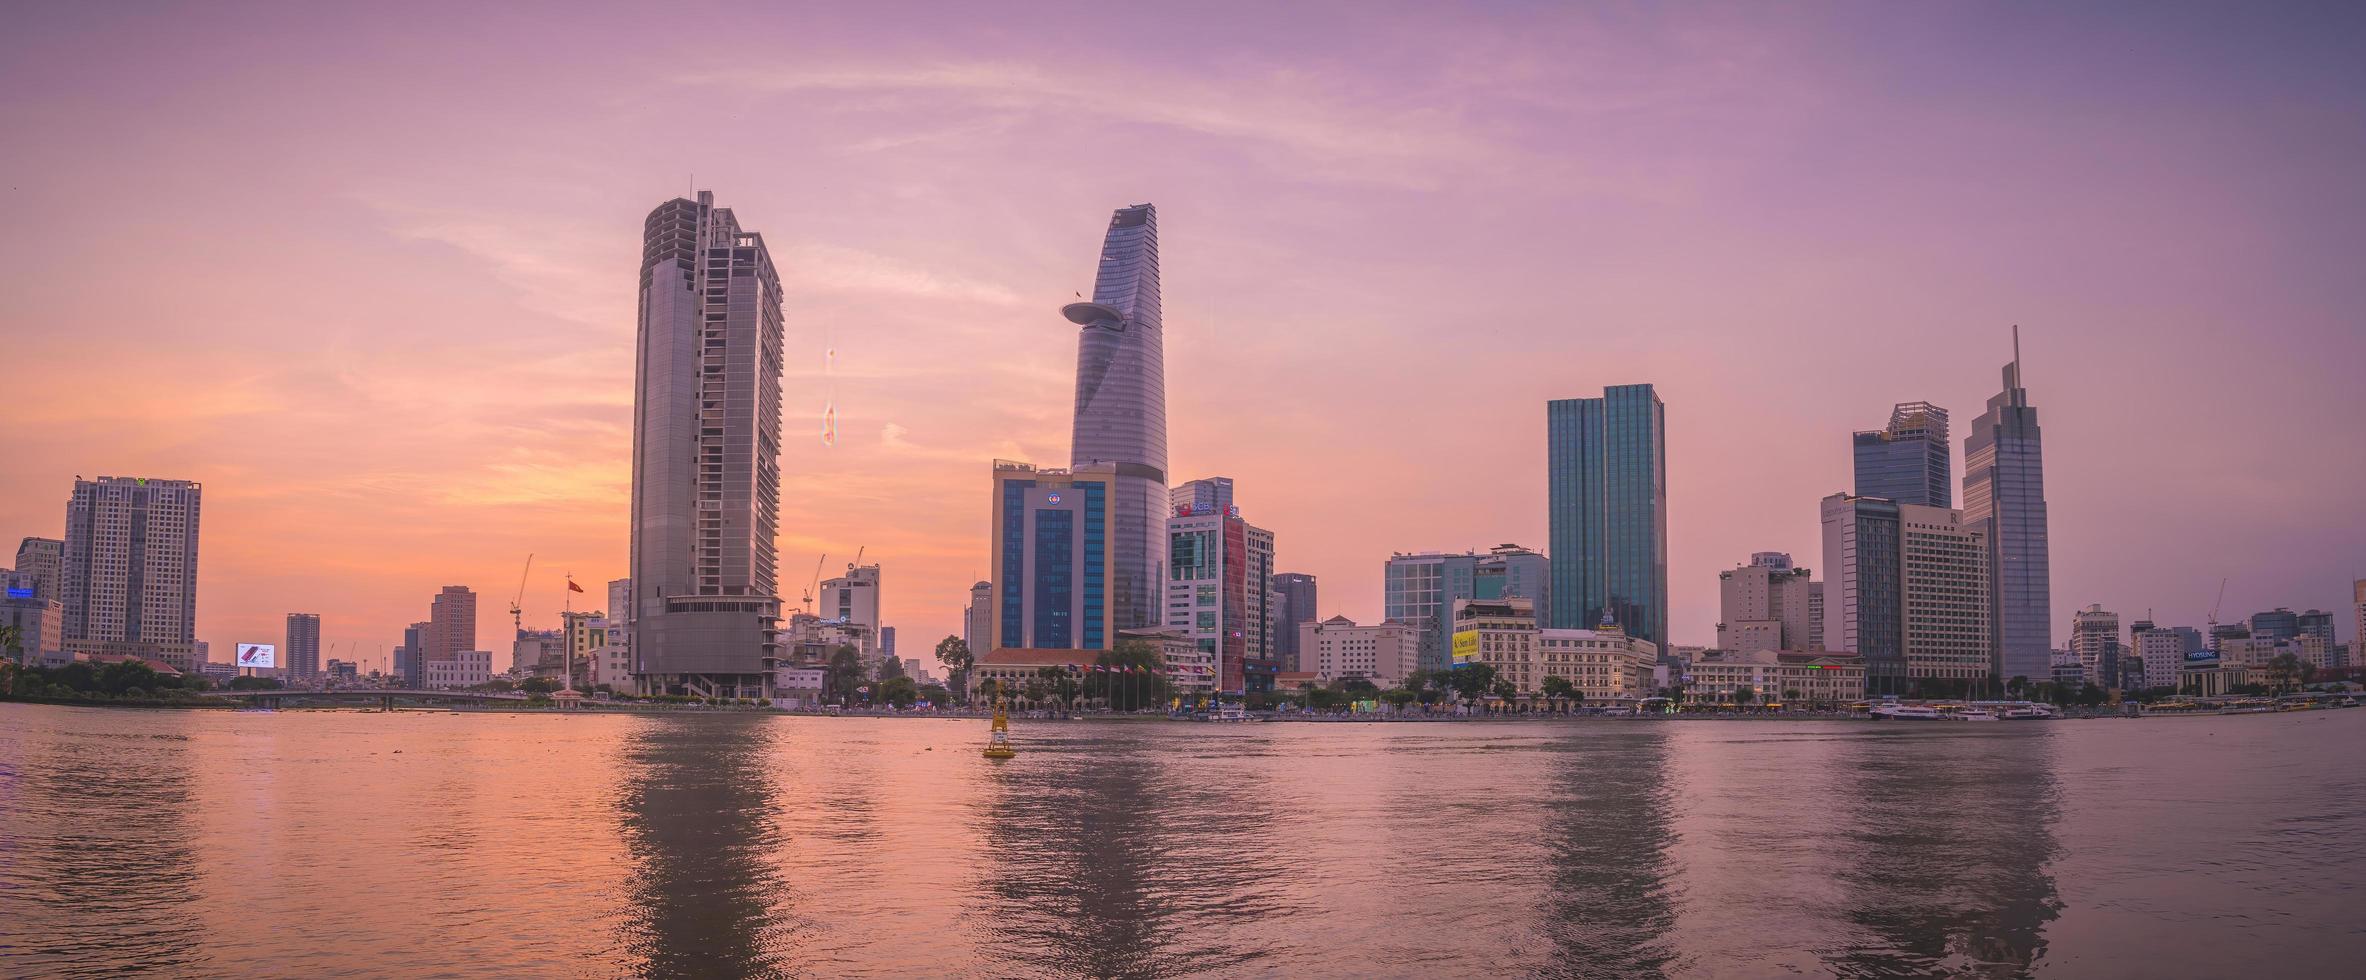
[1451,630,1480,664]
[236,643,278,669]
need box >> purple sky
[3,2,2361,668]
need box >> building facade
[1822,494,1904,691]
[629,190,785,700]
[2134,625,2204,693]
[423,650,492,690]
[60,476,203,671]
[1715,555,1821,653]
[1546,385,1669,645]
[14,537,62,600]
[1164,494,1276,695]
[991,460,1113,651]
[285,612,321,683]
[820,563,883,665]
[1682,649,1866,706]
[1300,615,1417,687]
[428,586,477,665]
[1,569,65,666]
[1898,504,1991,684]
[964,580,992,657]
[1853,401,1951,507]
[2069,604,2122,688]
[1475,543,1552,628]
[1064,203,1169,635]
[1536,621,1659,705]
[1272,572,1317,672]
[1451,596,1538,694]
[1386,551,1479,673]
[1961,333,2052,686]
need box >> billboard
[1451,630,1480,665]
[236,643,278,669]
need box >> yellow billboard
[1451,630,1479,664]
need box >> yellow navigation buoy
[983,695,1016,759]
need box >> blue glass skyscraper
[1546,385,1668,644]
[1064,204,1167,632]
[1853,401,1950,507]
[1962,329,2051,685]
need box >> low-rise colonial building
[1536,620,1660,705]
[1301,615,1418,687]
[1682,648,1866,705]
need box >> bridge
[201,688,546,709]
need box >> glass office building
[990,461,1111,650]
[1064,204,1168,633]
[1853,401,1951,507]
[1962,333,2051,685]
[1546,385,1669,644]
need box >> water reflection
[1826,730,2062,977]
[972,727,1289,978]
[0,716,210,977]
[1536,728,1683,979]
[617,716,790,979]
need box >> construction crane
[801,553,828,615]
[509,553,535,639]
[848,545,865,572]
[2206,577,2228,652]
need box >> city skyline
[4,4,2365,664]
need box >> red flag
[567,579,585,593]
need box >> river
[1,704,2360,978]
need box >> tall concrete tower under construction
[1063,203,1169,634]
[628,190,784,697]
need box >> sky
[3,2,2363,671]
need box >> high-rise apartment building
[629,191,785,699]
[1546,385,1668,644]
[991,460,1114,650]
[1962,330,2051,686]
[1064,203,1168,634]
[1165,493,1277,695]
[61,476,203,671]
[2293,609,2334,648]
[1272,572,1318,671]
[1853,401,1951,507]
[2070,604,2121,688]
[14,537,62,600]
[820,563,883,665]
[428,586,476,664]
[1716,555,1821,653]
[1822,495,1903,689]
[285,613,321,682]
[2246,607,2299,641]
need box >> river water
[1,704,2359,978]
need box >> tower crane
[848,545,865,572]
[509,553,534,639]
[801,553,827,615]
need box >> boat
[982,697,1016,759]
[1957,709,2001,722]
[1207,704,1252,722]
[1869,704,1945,721]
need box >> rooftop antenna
[2011,324,2023,389]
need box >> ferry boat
[1205,704,1252,723]
[1957,709,2001,722]
[1869,704,1945,721]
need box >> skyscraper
[1546,385,1669,644]
[2070,604,2121,688]
[1822,494,1904,692]
[964,580,992,654]
[428,587,476,665]
[991,460,1113,650]
[284,613,321,683]
[1385,551,1478,672]
[1165,490,1276,694]
[1853,401,1951,507]
[1822,494,1989,693]
[1716,555,1819,653]
[629,191,784,699]
[61,476,202,671]
[1474,543,1552,627]
[1272,572,1318,671]
[1064,203,1167,633]
[398,620,429,688]
[1962,329,2052,685]
[1170,477,1233,518]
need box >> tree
[1783,688,1802,705]
[229,675,283,691]
[1733,687,1756,706]
[876,675,919,709]
[1489,679,1520,711]
[1539,675,1575,713]
[2265,653,2306,693]
[825,645,866,706]
[934,635,974,700]
[919,683,951,706]
[517,677,557,694]
[1380,688,1417,710]
[1034,665,1079,713]
[0,624,21,663]
[877,656,907,682]
[1447,663,1496,704]
[1341,678,1379,700]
